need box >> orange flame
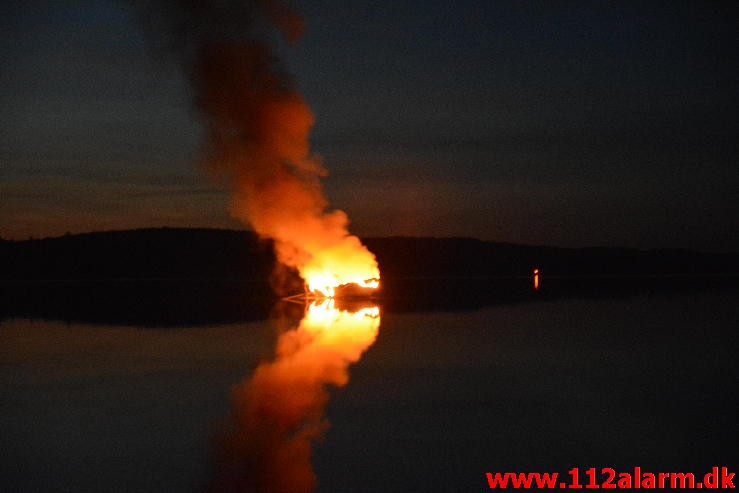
[209,300,380,492]
[297,238,381,297]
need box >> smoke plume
[131,0,379,293]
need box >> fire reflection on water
[208,300,381,493]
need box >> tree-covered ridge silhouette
[1,227,736,281]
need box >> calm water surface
[1,285,737,492]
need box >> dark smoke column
[130,0,380,294]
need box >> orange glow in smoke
[197,26,380,298]
[210,300,381,493]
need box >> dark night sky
[1,1,737,251]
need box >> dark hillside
[2,228,737,281]
[1,229,737,326]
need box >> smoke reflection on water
[207,300,380,493]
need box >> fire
[209,300,381,492]
[132,0,380,296]
[303,271,380,298]
[285,222,380,297]
[302,298,380,329]
[131,1,382,488]
[187,3,380,298]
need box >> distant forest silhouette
[2,227,737,281]
[1,228,737,326]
